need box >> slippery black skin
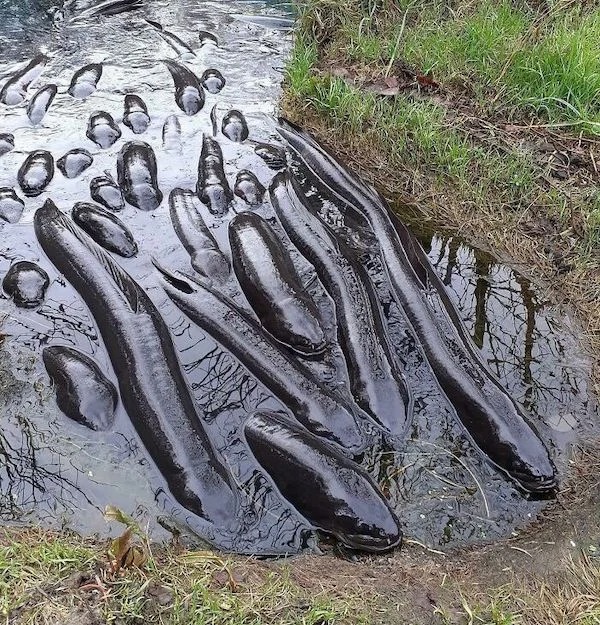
[117,140,163,211]
[200,69,225,94]
[277,117,557,494]
[229,211,326,357]
[68,63,103,98]
[0,133,14,156]
[42,345,118,431]
[26,84,57,125]
[221,109,248,142]
[69,0,143,22]
[17,150,54,197]
[198,30,218,46]
[0,54,48,106]
[254,143,286,170]
[162,114,181,151]
[90,173,125,211]
[145,19,195,56]
[158,269,367,452]
[57,148,93,179]
[0,187,24,223]
[233,170,265,206]
[245,412,402,552]
[86,111,121,149]
[168,188,230,282]
[123,94,150,134]
[196,135,232,216]
[72,202,138,258]
[2,260,49,308]
[34,200,237,524]
[270,173,411,436]
[163,60,204,116]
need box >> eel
[90,172,124,211]
[198,30,218,47]
[221,110,248,142]
[18,150,54,197]
[0,187,25,223]
[68,63,103,98]
[117,140,163,211]
[72,202,138,257]
[69,0,143,22]
[196,135,232,216]
[123,94,150,135]
[26,84,57,125]
[200,69,225,94]
[86,111,121,149]
[254,142,286,170]
[42,345,118,431]
[270,172,411,435]
[57,148,93,179]
[233,170,265,206]
[145,19,195,56]
[34,200,237,523]
[163,60,204,116]
[168,188,230,283]
[277,117,557,494]
[245,411,401,552]
[2,260,49,308]
[162,114,181,152]
[0,54,48,106]
[157,268,367,452]
[228,210,326,357]
[0,133,14,156]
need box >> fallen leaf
[416,74,439,89]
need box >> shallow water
[0,0,596,552]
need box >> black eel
[245,411,402,552]
[157,268,368,453]
[269,172,411,436]
[276,117,556,494]
[34,200,237,523]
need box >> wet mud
[0,0,597,554]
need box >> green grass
[0,528,364,625]
[285,1,600,254]
[296,0,600,129]
[5,526,600,625]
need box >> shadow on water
[0,0,596,552]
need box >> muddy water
[0,0,596,553]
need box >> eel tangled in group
[0,5,558,555]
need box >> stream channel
[0,0,596,555]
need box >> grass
[4,514,600,624]
[0,527,365,625]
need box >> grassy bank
[282,0,600,378]
[3,471,600,625]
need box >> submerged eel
[157,268,368,453]
[269,172,411,436]
[229,210,326,357]
[245,411,402,552]
[277,118,556,494]
[34,200,236,524]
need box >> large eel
[34,200,236,523]
[228,210,326,357]
[168,188,230,283]
[276,118,556,494]
[245,411,402,552]
[269,172,411,436]
[157,268,367,453]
